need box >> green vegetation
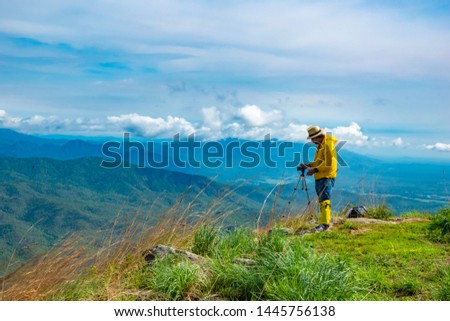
[435,267,450,300]
[0,157,264,273]
[209,230,365,301]
[52,230,365,301]
[191,225,219,257]
[144,256,206,300]
[1,131,448,301]
[366,204,393,220]
[301,215,449,300]
[428,207,450,243]
[3,207,448,301]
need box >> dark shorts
[315,178,335,202]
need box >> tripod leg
[301,177,311,205]
[305,182,311,205]
[284,174,302,216]
[305,186,311,205]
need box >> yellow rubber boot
[319,200,331,225]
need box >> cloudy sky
[0,0,449,158]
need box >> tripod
[285,168,311,216]
[299,168,311,206]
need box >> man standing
[298,126,338,232]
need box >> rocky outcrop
[143,244,204,264]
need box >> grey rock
[143,244,204,264]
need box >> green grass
[191,225,219,257]
[209,232,364,300]
[401,210,431,219]
[434,266,450,300]
[210,259,263,300]
[302,218,449,300]
[428,207,450,243]
[262,240,365,300]
[144,256,206,300]
[6,209,450,301]
[212,228,257,260]
[366,204,393,220]
[50,278,105,301]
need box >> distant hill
[0,156,264,273]
[1,129,448,205]
[0,128,67,146]
[0,128,448,211]
[0,128,102,159]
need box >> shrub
[262,239,366,300]
[213,228,256,260]
[257,230,288,253]
[147,256,205,300]
[210,235,366,301]
[191,225,219,257]
[210,260,263,300]
[366,204,393,220]
[428,207,450,243]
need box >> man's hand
[297,163,309,171]
[307,168,317,176]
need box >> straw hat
[307,125,324,139]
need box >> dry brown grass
[0,179,244,301]
[0,171,327,301]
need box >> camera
[297,166,306,175]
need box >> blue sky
[0,0,449,158]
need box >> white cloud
[392,137,404,147]
[222,122,242,138]
[425,143,450,152]
[1,108,370,144]
[107,113,195,137]
[0,109,106,134]
[236,104,282,127]
[236,126,273,140]
[201,106,222,130]
[328,122,368,146]
[22,115,58,126]
[0,109,414,153]
[279,123,309,142]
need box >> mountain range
[0,155,264,274]
[1,128,448,205]
[0,128,449,274]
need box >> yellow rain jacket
[309,135,338,180]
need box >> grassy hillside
[1,204,448,301]
[0,157,266,273]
